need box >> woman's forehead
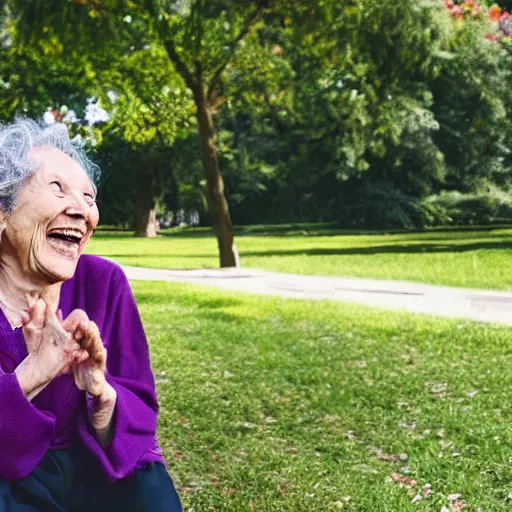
[28,146,91,186]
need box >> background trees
[1,0,511,261]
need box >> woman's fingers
[80,322,106,369]
[61,309,89,335]
[21,310,30,325]
[73,321,106,371]
[74,320,90,345]
[32,299,46,329]
[73,365,85,390]
[22,299,49,353]
[63,338,82,355]
[76,349,89,365]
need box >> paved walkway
[121,265,512,326]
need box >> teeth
[48,229,84,239]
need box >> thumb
[61,309,89,337]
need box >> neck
[0,254,62,328]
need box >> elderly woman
[0,119,182,511]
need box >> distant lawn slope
[88,225,512,290]
[140,281,512,511]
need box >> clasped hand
[21,299,117,442]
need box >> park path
[121,264,512,326]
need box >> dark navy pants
[0,448,182,512]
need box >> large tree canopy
[1,0,510,237]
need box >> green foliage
[431,11,512,191]
[337,183,445,230]
[424,189,512,225]
[98,43,193,146]
[2,0,512,230]
[150,0,266,88]
[0,7,92,120]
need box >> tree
[11,0,272,266]
[6,0,194,237]
[144,0,272,266]
[96,44,193,236]
[0,3,91,121]
[435,0,512,191]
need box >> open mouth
[46,228,85,256]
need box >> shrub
[423,189,512,225]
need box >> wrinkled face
[1,146,99,284]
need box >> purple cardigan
[0,255,164,482]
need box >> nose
[65,192,88,219]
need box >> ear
[0,209,6,241]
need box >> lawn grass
[138,281,512,511]
[88,225,512,290]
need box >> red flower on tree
[489,4,502,21]
[444,1,511,43]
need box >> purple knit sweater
[0,255,164,482]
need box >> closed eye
[50,181,64,195]
[84,193,96,205]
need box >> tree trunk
[193,84,238,267]
[134,169,159,238]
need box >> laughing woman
[0,119,182,511]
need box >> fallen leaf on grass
[353,464,378,474]
[370,447,409,464]
[444,493,466,511]
[346,430,357,441]
[332,497,351,508]
[371,448,397,462]
[236,421,258,429]
[391,472,417,486]
[399,421,417,430]
[345,360,367,369]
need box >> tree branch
[207,7,263,101]
[147,0,196,90]
[162,38,196,90]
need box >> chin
[27,228,90,284]
[29,246,82,284]
[45,257,80,282]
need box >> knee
[134,463,182,512]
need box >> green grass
[138,281,512,511]
[88,225,512,290]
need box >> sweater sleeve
[77,266,159,482]
[0,369,56,481]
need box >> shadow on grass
[102,239,512,263]
[232,223,512,238]
[98,223,512,240]
[135,289,244,323]
[100,253,212,262]
[194,296,244,310]
[238,240,512,258]
[95,223,512,240]
[387,232,512,244]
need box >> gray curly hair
[0,117,100,214]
